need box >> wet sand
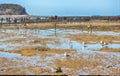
[0,23,120,75]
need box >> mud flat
[0,24,120,75]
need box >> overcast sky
[0,0,120,16]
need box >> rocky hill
[0,4,28,15]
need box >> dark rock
[56,67,62,73]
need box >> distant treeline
[0,16,120,24]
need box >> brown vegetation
[54,58,103,69]
[100,48,120,52]
[67,34,120,44]
[0,22,120,31]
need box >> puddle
[92,31,120,36]
[0,52,21,58]
[0,29,120,51]
[48,38,120,53]
[45,54,64,61]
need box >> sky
[0,0,120,16]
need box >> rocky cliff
[0,4,28,15]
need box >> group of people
[0,17,29,25]
[54,22,93,33]
[0,16,92,32]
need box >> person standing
[87,23,92,32]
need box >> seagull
[82,41,85,45]
[82,41,87,47]
[100,41,108,46]
[64,52,70,57]
[104,42,108,45]
[100,41,103,44]
[100,41,105,46]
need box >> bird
[82,41,87,47]
[100,40,103,44]
[103,42,108,45]
[100,41,104,46]
[100,41,108,46]
[82,41,85,45]
[64,52,70,57]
